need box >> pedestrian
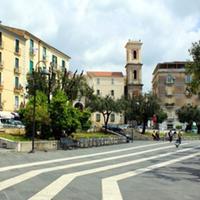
[175,131,182,148]
[155,130,160,141]
[168,130,173,142]
[152,131,157,140]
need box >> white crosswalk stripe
[28,144,199,200]
[0,141,199,200]
[0,142,178,191]
[102,151,200,200]
[0,142,165,172]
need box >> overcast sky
[1,0,200,91]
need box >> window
[15,39,19,53]
[52,55,57,67]
[62,60,65,71]
[111,78,114,85]
[0,52,2,63]
[15,96,19,109]
[133,70,137,80]
[110,113,115,122]
[133,50,137,59]
[15,76,19,88]
[166,74,175,84]
[111,90,114,96]
[0,32,2,46]
[0,93,2,108]
[15,58,19,68]
[96,113,101,122]
[43,47,47,60]
[97,78,100,84]
[97,89,100,95]
[29,60,34,73]
[30,39,34,53]
[185,75,192,83]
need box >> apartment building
[0,24,70,114]
[86,71,125,126]
[152,61,200,129]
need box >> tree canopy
[186,41,200,96]
[87,95,123,131]
[125,93,166,134]
[176,105,200,133]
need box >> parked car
[0,118,25,128]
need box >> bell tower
[125,39,143,97]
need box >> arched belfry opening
[133,50,137,59]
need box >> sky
[1,0,200,91]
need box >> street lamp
[29,60,47,153]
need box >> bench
[60,137,78,150]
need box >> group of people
[167,129,182,147]
[152,129,182,148]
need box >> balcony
[14,47,21,56]
[0,60,3,70]
[29,48,36,57]
[14,85,23,94]
[0,41,3,49]
[0,103,3,111]
[42,55,48,62]
[0,83,3,91]
[14,67,21,75]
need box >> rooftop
[0,24,71,59]
[152,61,191,75]
[87,71,124,78]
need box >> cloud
[1,0,200,92]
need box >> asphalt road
[0,140,199,200]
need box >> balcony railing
[0,103,3,111]
[0,83,4,91]
[42,55,48,62]
[29,48,36,57]
[14,85,23,94]
[14,47,21,56]
[0,60,3,70]
[14,67,21,74]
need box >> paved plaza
[0,141,200,200]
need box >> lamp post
[29,60,47,153]
[42,62,55,105]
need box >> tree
[176,105,200,133]
[186,41,200,96]
[87,95,122,132]
[50,90,81,139]
[155,109,168,129]
[21,91,50,138]
[125,93,161,134]
[79,109,92,131]
[61,70,93,102]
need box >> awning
[0,111,15,118]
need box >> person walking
[175,131,182,148]
[168,130,173,142]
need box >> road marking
[0,142,180,191]
[102,151,200,200]
[0,142,167,172]
[28,145,199,200]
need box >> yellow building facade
[0,24,70,114]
